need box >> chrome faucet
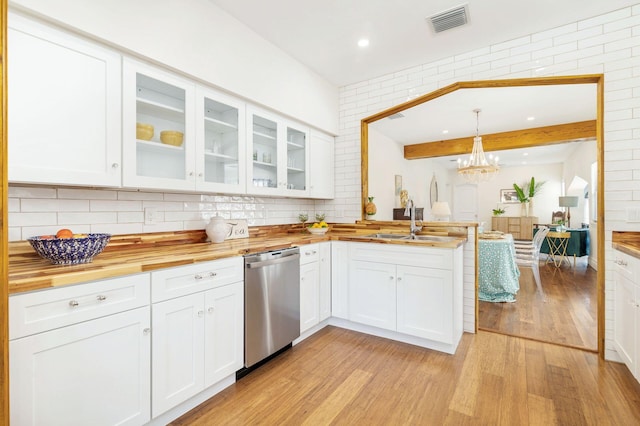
[404,198,422,237]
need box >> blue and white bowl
[27,233,111,265]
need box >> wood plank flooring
[171,327,640,425]
[479,257,597,351]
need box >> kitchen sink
[363,233,410,240]
[363,233,457,242]
[408,235,456,242]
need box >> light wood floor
[172,326,640,425]
[479,257,597,351]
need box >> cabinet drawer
[300,243,320,264]
[151,257,243,302]
[614,250,637,282]
[10,273,150,339]
[349,242,452,270]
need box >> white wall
[332,4,640,361]
[10,0,338,134]
[369,128,451,220]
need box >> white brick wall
[8,185,316,241]
[333,4,640,361]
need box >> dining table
[478,233,521,302]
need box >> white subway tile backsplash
[57,188,117,200]
[90,200,142,212]
[9,212,57,227]
[9,186,56,199]
[59,212,117,225]
[21,199,90,212]
[118,191,164,201]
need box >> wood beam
[403,120,596,160]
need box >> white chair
[513,226,549,295]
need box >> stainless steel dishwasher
[243,247,300,369]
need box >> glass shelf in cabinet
[287,141,305,149]
[137,139,184,154]
[204,116,237,133]
[287,167,305,172]
[253,130,276,141]
[137,98,184,122]
[254,160,276,168]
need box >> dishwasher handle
[246,253,300,269]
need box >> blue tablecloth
[479,234,521,302]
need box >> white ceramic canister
[206,215,227,243]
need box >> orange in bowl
[56,228,74,239]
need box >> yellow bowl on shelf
[136,123,154,141]
[160,130,184,147]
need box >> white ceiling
[209,0,638,86]
[209,0,608,170]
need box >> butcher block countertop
[8,221,471,295]
[612,231,640,259]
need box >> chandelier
[457,109,499,183]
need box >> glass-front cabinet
[123,58,195,191]
[195,87,245,193]
[123,59,245,194]
[247,107,309,196]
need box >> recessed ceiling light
[523,152,529,156]
[527,116,535,121]
[357,39,369,48]
[522,161,527,165]
[442,130,449,134]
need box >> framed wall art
[500,189,520,204]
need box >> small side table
[546,231,571,267]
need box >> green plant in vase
[315,213,326,222]
[492,208,506,216]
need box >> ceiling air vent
[428,4,469,33]
[387,112,405,120]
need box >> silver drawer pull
[208,307,214,314]
[97,295,107,301]
[616,259,628,266]
[195,274,204,280]
[209,272,217,277]
[198,310,204,317]
[69,300,79,307]
[143,328,151,335]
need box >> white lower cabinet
[9,275,151,426]
[151,267,243,418]
[396,265,453,343]
[346,242,463,353]
[613,249,640,382]
[349,260,397,331]
[299,242,331,333]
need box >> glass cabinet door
[196,88,245,193]
[249,112,279,192]
[123,59,194,191]
[285,124,307,193]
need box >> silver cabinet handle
[397,277,402,281]
[97,295,107,301]
[143,328,151,335]
[198,310,204,317]
[390,276,394,280]
[616,259,628,266]
[195,274,204,280]
[69,300,79,307]
[208,307,214,314]
[111,163,119,169]
[209,272,217,277]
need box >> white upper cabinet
[309,130,335,199]
[122,58,196,191]
[195,87,246,194]
[247,106,309,197]
[8,12,122,187]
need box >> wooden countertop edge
[9,230,468,295]
[612,231,640,260]
[612,242,640,260]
